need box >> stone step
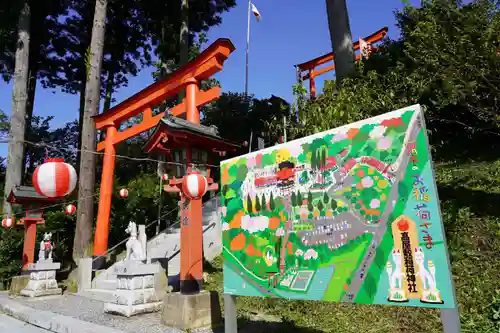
[77,289,116,303]
[93,279,116,290]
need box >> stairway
[80,197,222,302]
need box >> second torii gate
[295,27,388,98]
[92,38,235,258]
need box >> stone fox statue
[39,232,53,261]
[125,221,146,261]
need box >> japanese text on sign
[413,174,434,249]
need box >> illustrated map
[220,105,457,308]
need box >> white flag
[251,3,262,22]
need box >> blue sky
[0,0,419,157]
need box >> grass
[205,161,500,333]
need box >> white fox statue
[386,249,408,302]
[414,247,444,304]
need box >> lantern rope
[1,138,224,169]
[0,191,100,220]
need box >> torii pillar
[91,39,235,264]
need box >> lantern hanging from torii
[64,204,77,215]
[2,217,13,228]
[119,188,129,198]
[32,158,78,198]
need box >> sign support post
[224,293,238,333]
[440,308,461,333]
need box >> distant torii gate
[295,27,388,98]
[92,39,235,257]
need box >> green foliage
[269,192,275,211]
[255,195,261,212]
[317,200,324,213]
[246,194,253,214]
[276,0,500,163]
[261,194,267,212]
[202,93,291,154]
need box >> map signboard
[220,104,457,308]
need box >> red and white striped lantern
[64,204,77,215]
[161,174,169,181]
[1,217,13,228]
[119,188,129,198]
[182,171,208,200]
[32,158,77,198]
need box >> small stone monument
[104,221,163,317]
[20,232,62,297]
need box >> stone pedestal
[20,260,62,297]
[9,275,30,296]
[104,261,163,317]
[161,291,221,330]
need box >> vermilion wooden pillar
[19,218,45,268]
[165,171,218,294]
[94,125,117,256]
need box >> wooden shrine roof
[143,113,241,153]
[7,186,56,204]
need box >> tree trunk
[102,69,114,113]
[325,0,355,81]
[3,1,31,215]
[75,80,86,174]
[22,54,38,183]
[177,0,189,103]
[73,0,108,261]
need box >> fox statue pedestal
[103,260,163,317]
[20,259,62,297]
[20,232,62,298]
[161,291,222,330]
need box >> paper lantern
[32,158,77,198]
[64,204,77,215]
[119,188,129,198]
[1,217,13,228]
[182,172,208,200]
[161,174,169,181]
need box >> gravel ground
[0,293,215,333]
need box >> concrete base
[104,260,162,318]
[9,276,30,296]
[20,287,62,298]
[161,291,221,330]
[77,258,93,292]
[104,301,163,317]
[20,260,62,298]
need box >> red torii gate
[92,38,235,257]
[295,27,388,98]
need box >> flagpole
[246,0,252,152]
[245,0,251,96]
